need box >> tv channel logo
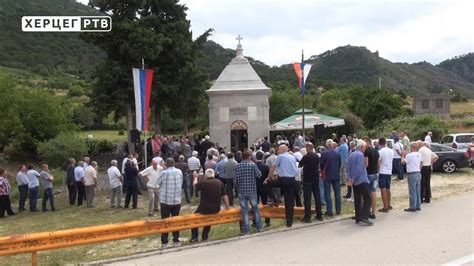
[22,16,112,32]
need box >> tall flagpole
[142,58,148,168]
[301,50,305,139]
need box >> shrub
[118,130,124,136]
[86,139,116,155]
[373,114,449,142]
[37,133,88,168]
[68,85,86,97]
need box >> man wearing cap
[190,169,230,242]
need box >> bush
[118,130,124,136]
[373,114,449,142]
[37,133,88,168]
[86,139,116,155]
[68,85,86,97]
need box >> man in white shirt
[84,161,98,208]
[187,151,201,198]
[424,132,433,144]
[378,138,394,212]
[392,138,404,180]
[107,160,123,208]
[402,142,422,212]
[418,141,438,204]
[139,160,163,216]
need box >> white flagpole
[142,58,148,169]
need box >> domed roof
[207,41,271,94]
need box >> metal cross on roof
[236,34,243,45]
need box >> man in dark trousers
[255,151,272,227]
[0,168,15,218]
[66,158,77,206]
[267,145,298,227]
[190,169,230,242]
[299,142,323,223]
[320,139,342,216]
[348,140,373,226]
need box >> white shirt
[84,167,97,186]
[140,166,163,188]
[393,142,403,159]
[424,135,432,144]
[419,146,438,166]
[405,152,422,173]
[379,147,394,175]
[121,158,128,174]
[295,162,302,182]
[107,166,122,188]
[293,151,303,162]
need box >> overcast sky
[78,0,474,66]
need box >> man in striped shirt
[157,158,183,249]
[235,151,263,234]
[0,168,15,218]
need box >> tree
[139,0,212,133]
[37,133,88,168]
[349,86,405,129]
[0,74,23,152]
[16,89,75,151]
[81,0,162,152]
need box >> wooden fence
[0,205,304,265]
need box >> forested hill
[0,0,104,78]
[199,41,474,97]
[438,53,474,84]
[0,0,472,97]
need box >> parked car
[371,139,394,149]
[430,143,470,173]
[440,133,474,150]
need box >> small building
[206,37,271,151]
[412,95,450,119]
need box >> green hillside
[0,0,105,78]
[438,53,474,84]
[200,42,474,97]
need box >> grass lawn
[0,169,472,265]
[79,130,128,142]
[451,99,474,115]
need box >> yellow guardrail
[0,205,304,265]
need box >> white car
[440,133,474,150]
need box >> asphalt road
[111,192,474,265]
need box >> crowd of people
[0,131,471,249]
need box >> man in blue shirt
[348,140,373,226]
[320,139,342,216]
[215,154,227,183]
[26,164,41,212]
[267,145,298,227]
[338,137,351,199]
[235,151,263,234]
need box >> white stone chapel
[206,36,272,151]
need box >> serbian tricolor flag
[132,68,154,131]
[293,63,312,96]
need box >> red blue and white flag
[293,63,312,96]
[132,68,154,131]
